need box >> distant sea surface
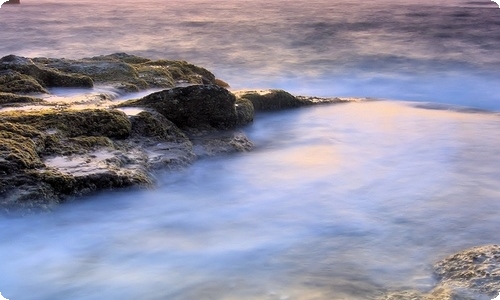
[1,1,500,300]
[1,0,500,109]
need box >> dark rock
[118,85,242,129]
[130,110,188,142]
[235,89,310,111]
[235,97,254,125]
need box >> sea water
[1,0,500,109]
[1,1,500,299]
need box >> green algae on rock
[0,70,48,94]
[0,53,222,95]
[30,53,219,93]
[0,109,131,139]
[0,92,44,106]
[0,55,94,93]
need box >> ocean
[1,1,500,299]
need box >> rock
[33,56,147,92]
[0,131,43,171]
[118,85,244,129]
[0,70,48,94]
[129,110,188,142]
[190,130,254,158]
[378,245,500,300]
[128,110,196,169]
[31,53,218,92]
[0,55,94,94]
[234,89,310,111]
[433,245,500,297]
[0,92,44,106]
[0,109,132,139]
[215,78,230,88]
[0,53,358,210]
[0,109,138,209]
[235,97,255,125]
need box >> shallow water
[1,1,500,299]
[2,101,500,299]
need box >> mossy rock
[133,64,176,88]
[68,136,115,150]
[0,92,44,105]
[140,60,216,84]
[0,55,94,92]
[0,133,42,171]
[41,135,115,156]
[235,89,310,111]
[87,53,152,64]
[0,70,47,94]
[0,122,46,153]
[0,109,132,139]
[32,56,147,90]
[0,121,45,139]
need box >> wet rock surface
[0,53,357,211]
[379,245,500,300]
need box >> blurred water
[0,0,499,109]
[1,101,500,299]
[1,1,500,299]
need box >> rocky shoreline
[0,53,351,211]
[1,53,498,300]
